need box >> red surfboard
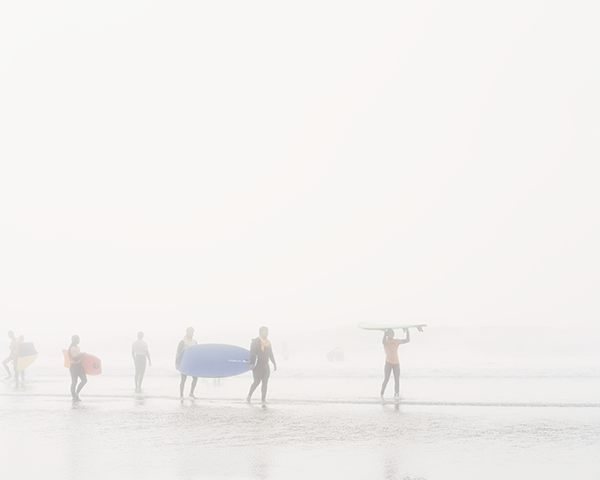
[63,350,102,375]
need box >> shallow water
[2,370,600,480]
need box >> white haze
[1,1,599,344]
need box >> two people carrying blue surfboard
[174,325,278,403]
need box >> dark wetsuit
[3,338,18,378]
[69,347,87,399]
[248,337,276,402]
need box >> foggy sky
[1,1,599,339]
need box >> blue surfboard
[177,344,251,378]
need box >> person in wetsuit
[246,326,277,404]
[68,335,87,401]
[175,327,198,400]
[381,328,410,398]
[132,331,152,392]
[2,331,18,380]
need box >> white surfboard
[358,322,427,332]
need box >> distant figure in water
[2,331,18,380]
[246,326,277,404]
[132,331,152,392]
[68,335,87,401]
[326,347,344,362]
[380,328,410,399]
[175,327,198,400]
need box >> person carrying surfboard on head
[246,326,277,404]
[381,328,410,399]
[132,331,151,392]
[175,327,199,400]
[2,331,19,380]
[68,335,87,401]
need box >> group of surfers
[7,326,411,402]
[66,326,279,403]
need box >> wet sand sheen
[2,376,600,480]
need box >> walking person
[2,331,19,380]
[68,335,87,401]
[132,331,152,392]
[246,326,277,404]
[380,328,410,399]
[175,327,198,400]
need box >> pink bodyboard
[62,350,102,375]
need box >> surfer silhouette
[246,326,277,404]
[3,331,19,380]
[380,328,410,399]
[132,331,152,392]
[68,335,87,401]
[175,327,198,400]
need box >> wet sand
[2,373,600,480]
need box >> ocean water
[2,352,600,479]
